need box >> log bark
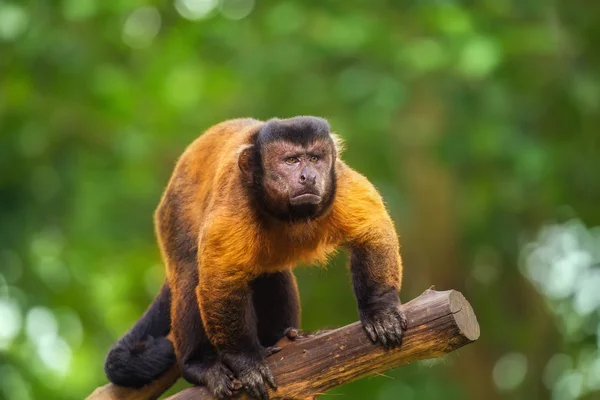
[88,288,479,400]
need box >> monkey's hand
[221,346,280,400]
[359,302,408,350]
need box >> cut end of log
[449,290,480,341]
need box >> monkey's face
[259,140,336,221]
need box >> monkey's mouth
[289,193,322,206]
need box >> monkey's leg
[251,270,301,347]
[171,276,239,398]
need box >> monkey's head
[239,116,338,222]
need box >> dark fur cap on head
[256,116,331,147]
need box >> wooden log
[88,288,479,400]
[87,363,180,400]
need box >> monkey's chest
[259,238,339,272]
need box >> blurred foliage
[1,0,600,399]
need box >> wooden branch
[88,288,479,400]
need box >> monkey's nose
[299,173,316,185]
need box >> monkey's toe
[238,363,275,400]
[222,351,277,400]
[284,327,317,341]
[284,327,299,340]
[181,360,238,399]
[205,363,239,398]
[264,345,281,356]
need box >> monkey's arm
[196,264,258,351]
[334,165,406,348]
[348,220,406,348]
[196,224,278,400]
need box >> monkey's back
[180,118,262,187]
[153,119,263,270]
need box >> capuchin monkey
[104,116,406,399]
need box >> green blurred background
[1,0,600,399]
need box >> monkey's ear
[331,132,345,158]
[238,144,254,182]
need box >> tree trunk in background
[392,84,498,400]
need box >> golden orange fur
[154,118,402,346]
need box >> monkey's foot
[222,347,280,400]
[360,304,408,350]
[181,360,240,398]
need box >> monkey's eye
[309,155,319,163]
[285,157,300,165]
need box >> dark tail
[104,281,176,388]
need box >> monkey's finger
[260,364,278,389]
[253,379,269,400]
[392,319,404,346]
[363,322,377,343]
[399,311,408,331]
[247,384,262,400]
[373,322,389,349]
[389,328,400,349]
[390,317,404,348]
[379,318,397,349]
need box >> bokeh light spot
[26,307,58,345]
[588,356,600,390]
[458,35,502,78]
[573,269,600,316]
[544,353,573,390]
[175,0,218,21]
[0,3,29,41]
[0,298,22,349]
[219,0,254,20]
[434,5,473,36]
[122,6,162,49]
[401,39,447,72]
[493,352,528,391]
[38,334,72,379]
[553,371,584,400]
